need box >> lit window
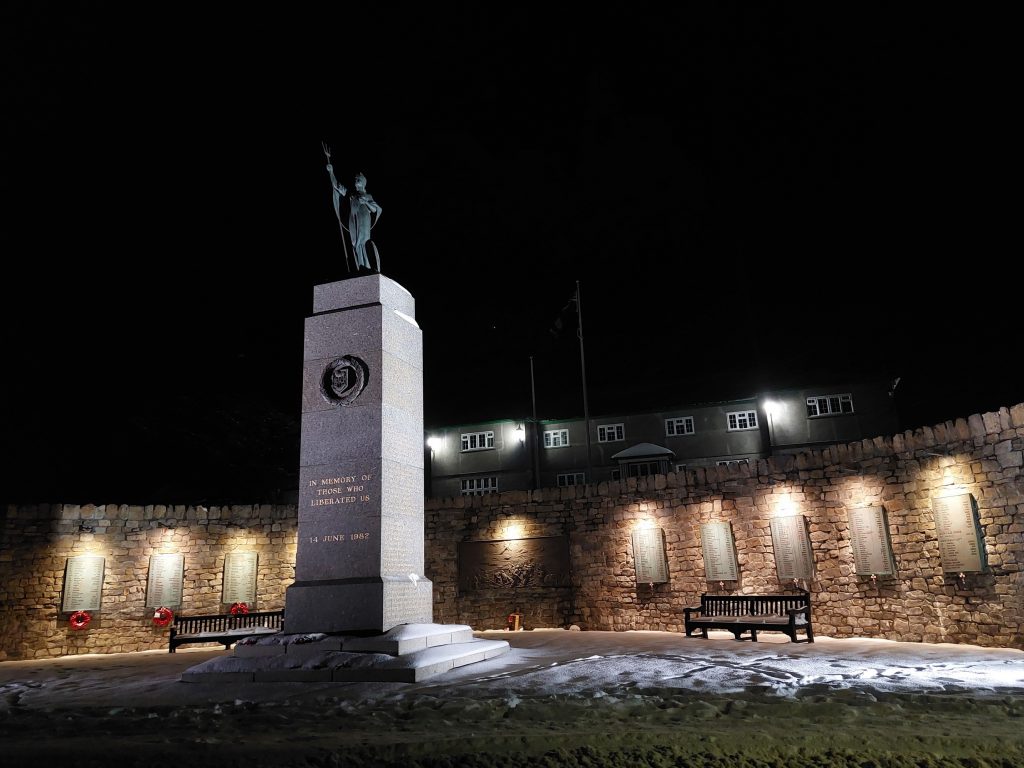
[625,461,662,477]
[665,417,694,436]
[597,423,624,443]
[557,472,586,486]
[544,429,569,448]
[460,431,494,451]
[726,410,758,431]
[716,459,750,468]
[806,393,854,418]
[460,476,498,495]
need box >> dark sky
[2,6,1019,503]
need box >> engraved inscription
[631,528,668,584]
[146,553,184,608]
[700,521,740,582]
[932,494,985,573]
[307,473,374,507]
[848,506,896,576]
[222,551,258,604]
[308,531,372,544]
[769,515,815,581]
[62,555,105,612]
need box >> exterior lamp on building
[762,399,781,454]
[426,436,443,452]
[514,423,525,443]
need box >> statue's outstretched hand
[321,141,331,159]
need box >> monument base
[180,623,510,684]
[284,575,433,635]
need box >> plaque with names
[848,506,896,576]
[700,521,739,582]
[146,553,184,608]
[769,515,815,581]
[631,527,668,584]
[61,555,105,612]
[222,551,258,605]
[932,494,986,573]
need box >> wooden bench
[684,593,814,643]
[168,609,285,652]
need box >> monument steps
[181,622,509,683]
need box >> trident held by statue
[322,142,352,272]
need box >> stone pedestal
[285,275,433,634]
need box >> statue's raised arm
[322,142,350,271]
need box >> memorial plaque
[932,493,986,573]
[458,536,571,592]
[631,527,668,584]
[769,515,815,581]
[700,521,739,582]
[146,553,184,608]
[61,555,105,612]
[222,551,258,605]
[848,505,896,576]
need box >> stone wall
[3,404,1022,659]
[425,404,1024,649]
[0,504,297,660]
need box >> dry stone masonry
[2,404,1022,659]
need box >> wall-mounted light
[514,423,525,443]
[502,520,525,540]
[762,399,782,453]
[155,519,177,529]
[426,436,443,451]
[78,521,96,533]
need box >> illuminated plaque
[457,536,571,592]
[932,494,986,573]
[221,551,258,605]
[61,555,105,612]
[146,553,184,608]
[769,515,815,581]
[700,521,739,582]
[631,527,668,584]
[848,506,896,576]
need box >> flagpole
[576,280,593,483]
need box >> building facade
[426,379,899,497]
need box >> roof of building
[610,442,675,460]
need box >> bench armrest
[786,606,810,616]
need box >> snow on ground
[1,630,1023,767]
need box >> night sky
[2,6,1018,504]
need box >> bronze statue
[322,143,382,272]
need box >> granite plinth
[284,575,433,635]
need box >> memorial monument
[182,153,507,682]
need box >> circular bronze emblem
[321,355,369,405]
